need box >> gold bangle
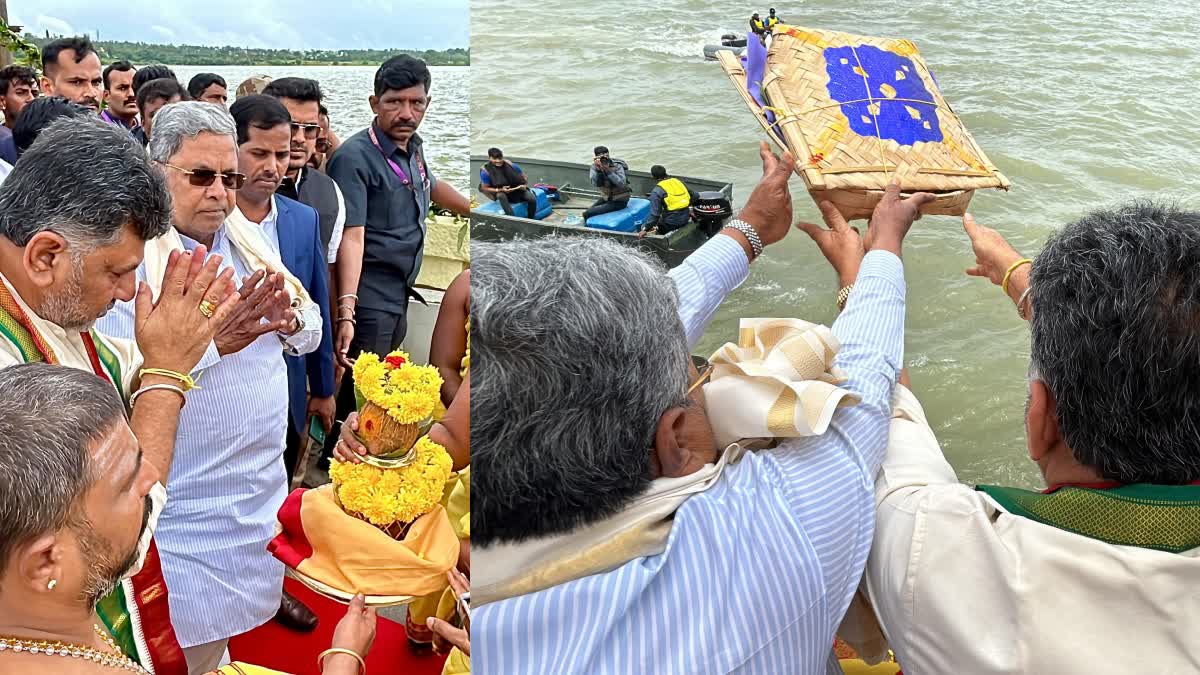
[139,368,199,392]
[836,284,854,311]
[317,647,365,675]
[1001,258,1033,296]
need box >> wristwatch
[722,219,764,259]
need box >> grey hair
[472,237,690,547]
[0,116,172,252]
[148,100,236,163]
[1030,200,1200,484]
[0,364,127,572]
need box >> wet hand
[734,141,796,248]
[863,180,935,256]
[795,200,865,287]
[136,247,238,374]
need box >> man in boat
[814,203,1200,672]
[0,116,247,675]
[766,8,781,31]
[0,65,38,164]
[101,61,141,134]
[98,101,320,673]
[471,142,936,672]
[750,12,767,39]
[639,164,700,238]
[583,145,632,223]
[478,147,538,219]
[38,36,103,112]
[135,78,188,146]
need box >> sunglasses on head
[159,162,246,189]
[291,122,321,139]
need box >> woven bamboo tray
[717,26,1009,220]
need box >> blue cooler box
[586,198,652,233]
[477,187,553,220]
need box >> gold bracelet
[1001,258,1033,296]
[317,647,365,675]
[836,284,854,311]
[139,368,199,392]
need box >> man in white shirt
[834,204,1200,674]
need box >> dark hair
[263,77,322,104]
[318,103,329,117]
[102,61,136,90]
[0,65,37,96]
[0,364,127,576]
[186,73,227,99]
[137,78,188,112]
[1030,201,1200,484]
[12,96,90,156]
[229,94,291,145]
[594,145,609,156]
[374,54,431,96]
[41,36,97,76]
[1,117,172,251]
[487,147,503,159]
[650,165,667,179]
[133,65,177,94]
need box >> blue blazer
[274,195,336,434]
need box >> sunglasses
[315,137,332,153]
[291,122,322,139]
[159,162,246,190]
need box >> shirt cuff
[857,250,905,295]
[281,303,323,356]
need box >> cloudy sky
[11,0,469,51]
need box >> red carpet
[228,578,447,675]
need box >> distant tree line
[25,33,469,66]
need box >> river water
[170,65,469,191]
[471,0,1200,488]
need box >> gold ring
[198,300,216,318]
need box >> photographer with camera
[583,145,632,223]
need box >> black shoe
[275,590,319,632]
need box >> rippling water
[170,65,469,191]
[472,0,1200,488]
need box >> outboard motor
[691,191,733,237]
[720,34,748,48]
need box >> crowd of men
[0,34,469,675]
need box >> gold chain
[0,624,149,673]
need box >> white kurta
[857,385,1200,674]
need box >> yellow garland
[353,350,443,425]
[329,436,454,526]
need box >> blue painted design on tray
[823,44,943,146]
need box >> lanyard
[367,124,428,194]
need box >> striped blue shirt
[474,234,906,674]
[97,226,305,647]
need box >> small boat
[470,155,734,269]
[704,33,753,60]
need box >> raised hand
[862,180,936,256]
[796,200,865,287]
[214,271,294,355]
[963,213,1026,287]
[135,246,238,374]
[734,141,797,249]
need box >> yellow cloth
[704,317,859,448]
[289,485,459,598]
[442,648,470,675]
[142,211,311,309]
[410,467,471,624]
[213,664,290,675]
[460,317,470,377]
[839,660,899,675]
